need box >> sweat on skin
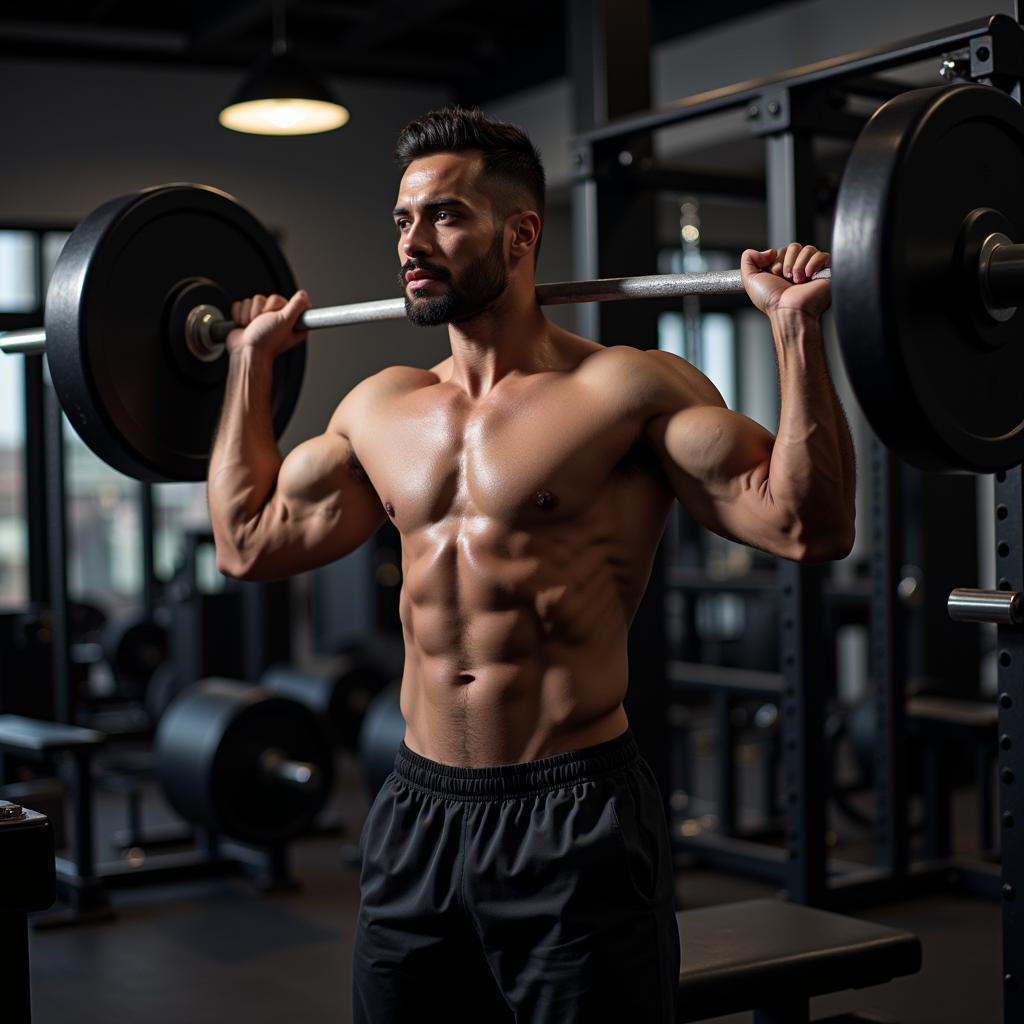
[206,147,855,769]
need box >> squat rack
[569,4,1024,1018]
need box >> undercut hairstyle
[395,106,546,262]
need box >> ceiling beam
[0,20,187,54]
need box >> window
[656,248,739,409]
[0,357,25,606]
[0,228,45,607]
[0,223,217,614]
[0,231,37,313]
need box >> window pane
[154,482,214,586]
[657,311,685,359]
[0,359,26,606]
[64,419,141,612]
[658,311,737,410]
[700,313,737,409]
[42,232,70,285]
[0,231,37,313]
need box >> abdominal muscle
[396,502,648,767]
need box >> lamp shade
[219,51,349,136]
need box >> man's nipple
[534,490,558,511]
[385,501,395,518]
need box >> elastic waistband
[393,729,639,800]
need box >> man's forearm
[207,347,282,539]
[766,309,855,548]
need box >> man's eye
[436,210,453,222]
[396,219,410,230]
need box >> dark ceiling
[0,1,798,105]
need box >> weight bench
[0,715,110,920]
[677,898,922,1023]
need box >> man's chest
[353,377,651,530]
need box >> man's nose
[402,220,433,258]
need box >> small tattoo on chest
[534,490,558,511]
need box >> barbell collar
[947,587,1024,626]
[984,241,1024,312]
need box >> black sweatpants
[352,728,680,1023]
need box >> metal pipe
[0,327,46,355]
[947,587,1024,626]
[0,267,832,358]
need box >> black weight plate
[155,678,333,846]
[833,84,1024,473]
[45,183,305,481]
[102,613,168,683]
[212,693,333,845]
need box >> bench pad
[0,715,106,753]
[677,898,921,1022]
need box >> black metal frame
[569,8,1024,1013]
[993,468,1024,1014]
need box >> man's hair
[395,107,546,260]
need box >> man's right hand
[226,290,311,357]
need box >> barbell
[1,82,1023,477]
[154,677,334,846]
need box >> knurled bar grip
[0,267,832,358]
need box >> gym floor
[26,735,1003,1024]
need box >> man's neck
[445,281,555,398]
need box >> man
[208,107,855,1023]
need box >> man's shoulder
[576,343,719,412]
[353,363,439,402]
[328,363,437,436]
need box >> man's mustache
[398,261,452,288]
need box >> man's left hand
[740,243,831,320]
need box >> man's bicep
[270,430,386,559]
[647,404,778,544]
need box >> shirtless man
[208,108,855,1023]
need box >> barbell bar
[0,82,1022,481]
[0,267,834,360]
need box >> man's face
[393,151,509,326]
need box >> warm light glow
[219,97,349,136]
[681,224,701,244]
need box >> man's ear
[508,211,542,261]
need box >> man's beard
[400,232,508,327]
